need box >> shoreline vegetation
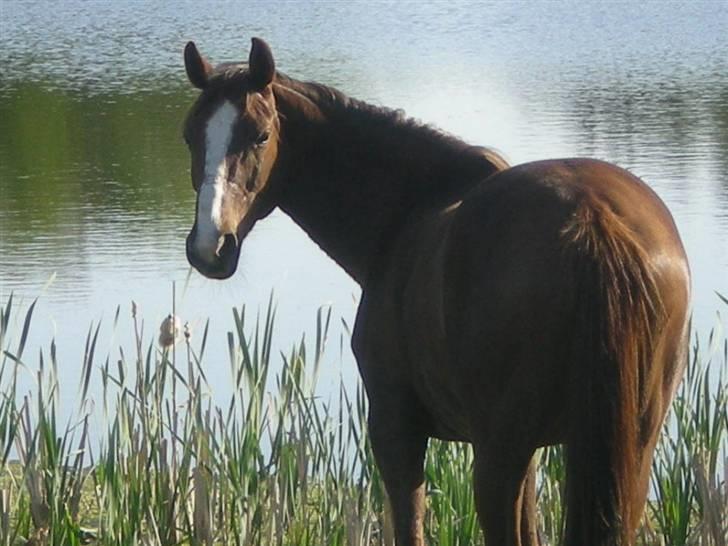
[0,294,726,546]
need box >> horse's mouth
[185,229,240,280]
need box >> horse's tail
[561,198,664,546]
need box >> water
[1,1,727,409]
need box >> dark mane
[210,63,492,164]
[271,70,509,214]
[273,71,478,158]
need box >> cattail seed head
[159,314,181,348]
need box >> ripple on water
[0,1,727,398]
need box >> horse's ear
[248,37,275,89]
[184,41,212,89]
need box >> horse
[181,38,691,546]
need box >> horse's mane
[273,71,476,157]
[210,63,478,158]
[206,63,507,213]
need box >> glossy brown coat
[183,39,691,546]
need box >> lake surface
[1,1,727,406]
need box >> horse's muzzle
[186,226,240,279]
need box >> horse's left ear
[248,37,275,89]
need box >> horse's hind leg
[368,400,428,546]
[473,442,537,546]
[520,457,542,546]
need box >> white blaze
[195,100,238,260]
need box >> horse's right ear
[248,38,275,89]
[184,41,212,89]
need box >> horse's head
[183,38,280,279]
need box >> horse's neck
[272,81,500,284]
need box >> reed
[0,294,725,545]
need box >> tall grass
[0,293,726,545]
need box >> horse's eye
[255,131,270,146]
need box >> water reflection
[0,1,727,398]
[0,84,194,301]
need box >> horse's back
[445,158,689,317]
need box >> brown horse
[182,38,691,546]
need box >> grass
[0,292,726,545]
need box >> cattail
[158,314,181,348]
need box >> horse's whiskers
[214,235,226,257]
